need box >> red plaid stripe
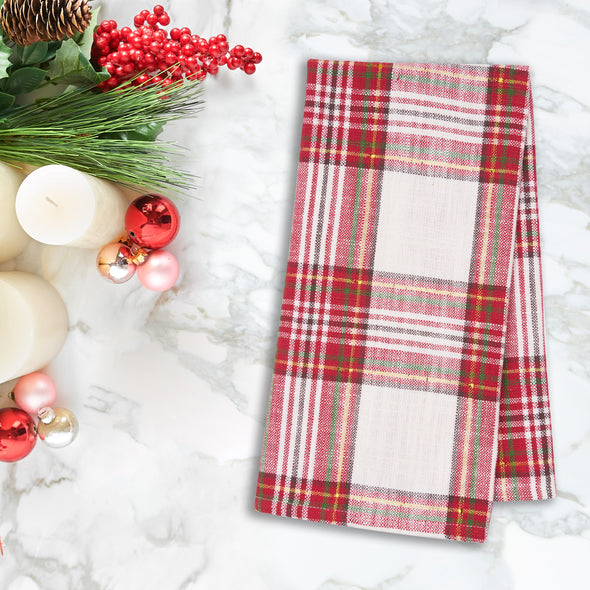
[256,61,555,543]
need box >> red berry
[123,63,135,74]
[180,33,192,45]
[161,78,174,88]
[182,43,195,56]
[106,77,119,89]
[109,20,118,30]
[198,39,209,53]
[244,62,256,75]
[134,15,145,27]
[232,44,245,57]
[252,52,262,64]
[153,5,165,16]
[219,40,229,53]
[97,56,107,67]
[227,60,237,70]
[191,35,200,44]
[165,52,177,65]
[208,62,219,75]
[120,27,132,39]
[101,20,113,32]
[110,51,120,64]
[209,43,222,57]
[217,55,228,66]
[243,47,254,61]
[150,41,162,53]
[154,30,166,42]
[158,14,170,26]
[140,9,150,18]
[147,13,159,26]
[216,34,227,43]
[152,75,163,84]
[180,27,191,35]
[119,50,131,63]
[185,56,198,70]
[230,56,242,68]
[170,28,181,40]
[116,66,125,78]
[137,74,150,85]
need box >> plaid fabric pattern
[255,61,556,543]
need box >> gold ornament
[0,0,92,46]
[97,242,137,284]
[37,407,78,448]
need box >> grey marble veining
[1,0,589,588]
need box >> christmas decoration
[0,408,37,462]
[124,194,180,249]
[37,407,78,448]
[0,0,92,46]
[5,373,79,458]
[97,194,180,291]
[136,249,179,292]
[91,6,263,90]
[13,372,57,414]
[97,242,137,284]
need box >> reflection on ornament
[137,249,179,292]
[37,407,78,448]
[0,408,37,462]
[125,194,180,250]
[97,242,136,284]
[13,372,57,414]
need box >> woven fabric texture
[255,60,556,543]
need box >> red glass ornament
[125,194,180,250]
[0,408,37,463]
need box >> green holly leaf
[46,39,108,86]
[0,91,14,112]
[74,6,101,60]
[3,67,46,94]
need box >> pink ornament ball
[14,372,57,414]
[137,249,179,292]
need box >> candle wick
[45,196,59,207]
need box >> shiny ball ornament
[0,408,37,462]
[97,242,136,284]
[137,249,179,292]
[13,372,57,414]
[37,407,78,448]
[125,194,180,249]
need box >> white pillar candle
[0,271,68,385]
[15,165,128,248]
[0,163,31,263]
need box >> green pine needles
[0,80,204,194]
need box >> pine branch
[0,80,204,194]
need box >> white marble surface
[1,0,589,588]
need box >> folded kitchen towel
[255,60,556,543]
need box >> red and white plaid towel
[255,61,556,543]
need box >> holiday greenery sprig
[0,2,262,192]
[0,78,203,191]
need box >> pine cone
[0,0,92,46]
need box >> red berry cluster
[91,5,262,91]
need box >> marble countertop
[1,0,589,588]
